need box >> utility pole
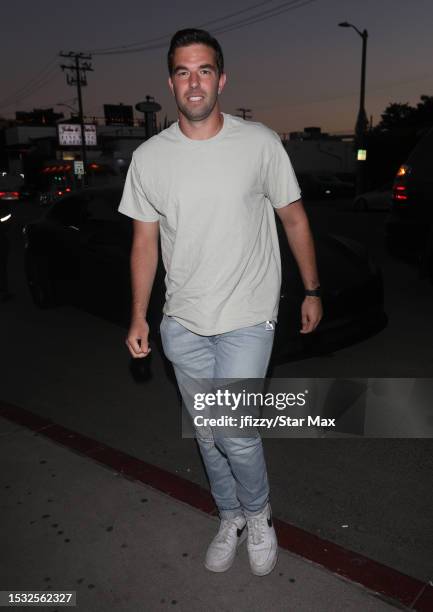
[59,52,93,184]
[236,108,252,120]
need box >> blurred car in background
[0,172,24,202]
[352,183,392,211]
[0,190,20,202]
[0,201,13,226]
[23,186,387,364]
[386,126,433,281]
[298,173,355,201]
[0,200,13,297]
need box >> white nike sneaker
[204,515,247,572]
[246,504,278,576]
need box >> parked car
[386,126,433,280]
[352,183,392,211]
[0,201,13,226]
[298,173,355,201]
[0,201,13,295]
[23,186,387,364]
[0,173,24,202]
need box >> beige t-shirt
[118,113,301,335]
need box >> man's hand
[300,296,323,334]
[126,318,151,358]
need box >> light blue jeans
[159,314,275,519]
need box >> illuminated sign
[58,124,97,146]
[357,148,367,161]
[74,161,84,175]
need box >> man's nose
[189,72,200,87]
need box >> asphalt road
[1,196,432,585]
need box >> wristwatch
[305,286,321,297]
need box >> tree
[366,94,433,187]
[375,102,414,132]
[374,95,433,134]
[414,95,433,130]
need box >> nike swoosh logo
[237,525,246,537]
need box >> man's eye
[200,70,211,75]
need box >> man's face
[168,43,226,122]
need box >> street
[1,196,433,608]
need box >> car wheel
[25,255,57,308]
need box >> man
[119,28,322,576]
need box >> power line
[86,0,275,54]
[213,0,315,35]
[0,56,58,106]
[85,0,317,56]
[0,66,60,110]
[1,1,316,110]
[0,71,59,108]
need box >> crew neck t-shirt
[118,112,301,335]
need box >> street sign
[74,161,84,175]
[357,149,367,161]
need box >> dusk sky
[1,0,433,135]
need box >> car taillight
[392,164,411,203]
[0,192,5,197]
[393,184,408,201]
[12,191,19,197]
[396,164,411,177]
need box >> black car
[386,126,433,281]
[23,186,387,364]
[297,173,355,201]
[0,201,13,295]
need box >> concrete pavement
[1,414,405,612]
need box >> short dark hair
[167,28,224,76]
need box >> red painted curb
[1,400,429,609]
[413,584,433,612]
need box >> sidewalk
[0,412,418,612]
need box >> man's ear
[218,72,227,94]
[168,76,174,95]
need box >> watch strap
[305,287,321,297]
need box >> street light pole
[338,22,369,196]
[356,28,368,142]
